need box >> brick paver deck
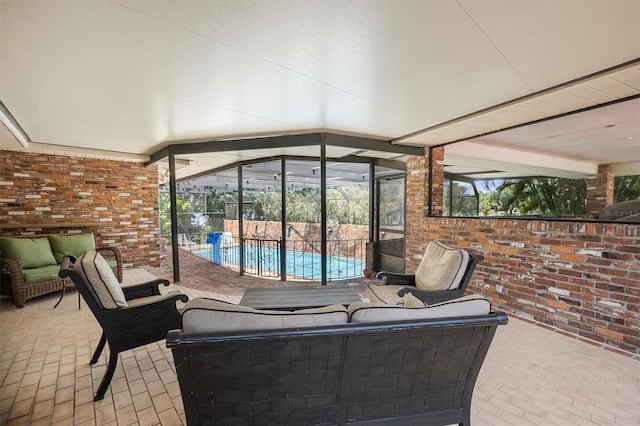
[1,250,638,425]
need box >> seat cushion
[73,251,127,309]
[366,284,406,305]
[348,295,490,323]
[0,237,58,269]
[48,233,96,263]
[414,240,469,291]
[181,298,349,333]
[22,264,63,284]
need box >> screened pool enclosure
[154,133,422,283]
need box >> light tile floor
[0,265,638,425]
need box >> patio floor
[1,251,638,425]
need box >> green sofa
[0,233,122,308]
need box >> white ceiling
[1,0,639,181]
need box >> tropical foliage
[446,174,639,217]
[492,178,587,216]
[614,175,640,202]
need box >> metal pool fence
[180,233,366,281]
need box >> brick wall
[404,157,640,355]
[0,150,160,267]
[585,164,615,219]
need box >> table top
[240,285,362,310]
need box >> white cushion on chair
[348,295,490,323]
[181,298,348,333]
[74,251,127,309]
[415,240,469,291]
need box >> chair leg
[53,285,67,309]
[94,349,118,401]
[90,333,107,364]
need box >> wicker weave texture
[178,335,344,425]
[1,258,67,308]
[1,243,122,308]
[169,314,506,425]
[341,326,487,424]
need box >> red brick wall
[0,150,160,267]
[585,164,615,219]
[404,158,640,355]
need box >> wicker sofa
[0,233,122,308]
[167,295,508,426]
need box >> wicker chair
[59,254,188,401]
[369,241,484,305]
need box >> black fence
[178,232,366,281]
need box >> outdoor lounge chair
[59,251,189,401]
[368,240,484,305]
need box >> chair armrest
[376,271,416,286]
[101,293,189,344]
[96,246,123,283]
[122,279,172,300]
[1,257,24,276]
[1,257,27,307]
[124,292,189,308]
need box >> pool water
[194,246,365,280]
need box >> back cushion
[414,240,469,291]
[48,233,96,263]
[73,251,127,309]
[348,295,490,323]
[181,298,349,333]
[0,237,58,269]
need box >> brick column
[429,146,445,217]
[404,147,445,271]
[585,164,614,218]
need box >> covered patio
[1,1,639,424]
[1,250,638,425]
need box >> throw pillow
[403,292,427,307]
[73,251,127,309]
[414,240,469,291]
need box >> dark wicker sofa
[167,297,507,426]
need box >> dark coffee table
[239,285,362,310]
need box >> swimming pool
[193,245,365,280]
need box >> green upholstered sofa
[0,233,122,308]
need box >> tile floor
[0,252,638,425]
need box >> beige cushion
[181,298,349,333]
[403,292,427,307]
[74,251,127,309]
[366,284,405,305]
[415,240,469,291]
[348,295,490,323]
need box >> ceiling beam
[446,141,597,179]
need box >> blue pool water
[193,246,365,280]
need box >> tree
[495,178,586,215]
[443,181,478,216]
[614,175,640,202]
[159,193,200,241]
